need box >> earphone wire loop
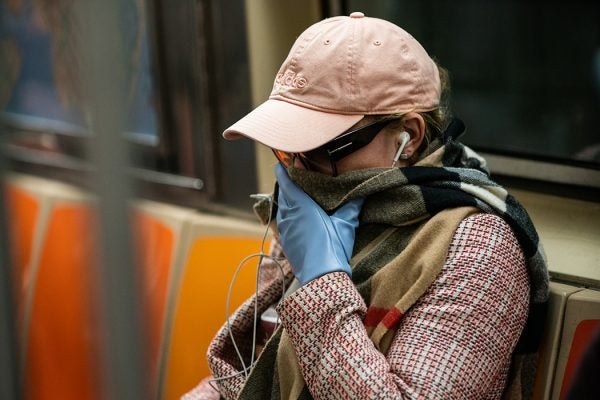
[213,191,287,391]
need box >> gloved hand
[275,163,364,285]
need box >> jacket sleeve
[181,377,221,400]
[276,213,531,400]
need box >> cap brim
[223,99,363,153]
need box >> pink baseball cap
[223,12,441,153]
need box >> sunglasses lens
[272,150,294,167]
[272,149,333,174]
[301,148,332,172]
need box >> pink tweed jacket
[183,213,530,400]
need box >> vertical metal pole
[0,118,21,400]
[75,2,147,399]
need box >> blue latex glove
[275,163,364,285]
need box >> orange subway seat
[559,319,600,399]
[164,236,267,400]
[24,204,101,400]
[131,210,175,396]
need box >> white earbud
[392,131,410,166]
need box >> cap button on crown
[349,11,365,18]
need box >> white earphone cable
[208,192,286,391]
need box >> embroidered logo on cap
[274,70,308,91]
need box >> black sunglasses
[273,118,396,176]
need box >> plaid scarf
[242,138,549,400]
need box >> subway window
[0,0,158,140]
[343,0,600,195]
[0,0,256,211]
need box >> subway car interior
[0,0,599,399]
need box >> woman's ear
[400,112,426,158]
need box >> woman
[185,12,548,400]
